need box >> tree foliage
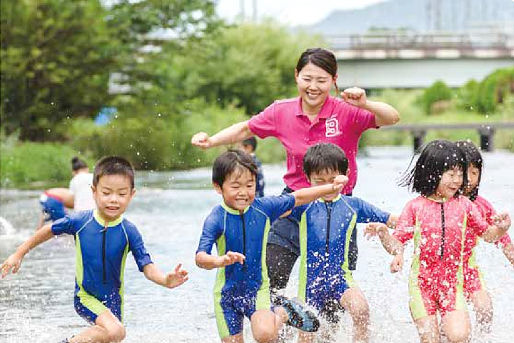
[0,0,219,141]
[1,0,114,140]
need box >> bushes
[475,67,514,114]
[0,140,89,188]
[421,80,453,114]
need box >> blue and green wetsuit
[51,210,152,324]
[196,194,295,338]
[290,195,389,312]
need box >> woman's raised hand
[341,87,367,108]
[191,132,212,149]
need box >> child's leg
[413,315,440,343]
[440,310,471,343]
[470,289,493,332]
[339,287,370,343]
[69,310,125,343]
[221,333,244,343]
[297,331,315,343]
[250,309,285,343]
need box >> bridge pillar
[478,127,495,152]
[413,130,427,153]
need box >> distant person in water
[1,156,188,343]
[239,137,265,197]
[37,187,74,230]
[69,156,95,211]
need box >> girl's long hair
[399,140,467,197]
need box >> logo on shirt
[325,117,341,137]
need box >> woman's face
[295,62,336,114]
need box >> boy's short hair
[212,150,257,187]
[242,137,257,151]
[93,156,135,189]
[399,139,467,197]
[303,143,348,177]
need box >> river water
[0,147,513,343]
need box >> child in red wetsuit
[366,140,511,343]
[456,140,514,332]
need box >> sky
[216,0,387,26]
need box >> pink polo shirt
[248,96,377,194]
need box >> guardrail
[327,32,514,50]
[381,122,514,152]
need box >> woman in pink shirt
[191,48,399,322]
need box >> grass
[361,90,514,151]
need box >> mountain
[306,0,514,35]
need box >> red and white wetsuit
[393,195,489,319]
[463,195,512,297]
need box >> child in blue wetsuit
[195,149,348,343]
[239,137,265,197]
[1,156,188,343]
[37,187,74,230]
[292,143,396,343]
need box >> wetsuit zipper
[240,213,246,271]
[324,202,333,258]
[102,224,107,283]
[440,203,446,259]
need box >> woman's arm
[341,87,400,127]
[191,121,253,149]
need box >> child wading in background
[69,156,95,211]
[456,140,514,333]
[37,187,74,230]
[366,140,511,343]
[196,149,348,343]
[1,156,188,343]
[239,137,265,197]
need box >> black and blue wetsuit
[290,195,389,312]
[51,210,152,323]
[196,194,295,338]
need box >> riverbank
[1,89,513,189]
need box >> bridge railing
[327,32,514,50]
[380,122,514,152]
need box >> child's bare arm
[365,222,404,255]
[386,214,399,228]
[481,212,511,243]
[195,251,245,270]
[501,242,514,267]
[1,224,54,278]
[143,263,189,289]
[292,175,348,206]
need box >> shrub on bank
[0,141,89,188]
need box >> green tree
[421,80,453,114]
[163,22,324,115]
[1,0,115,140]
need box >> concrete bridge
[381,122,514,152]
[329,32,514,89]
